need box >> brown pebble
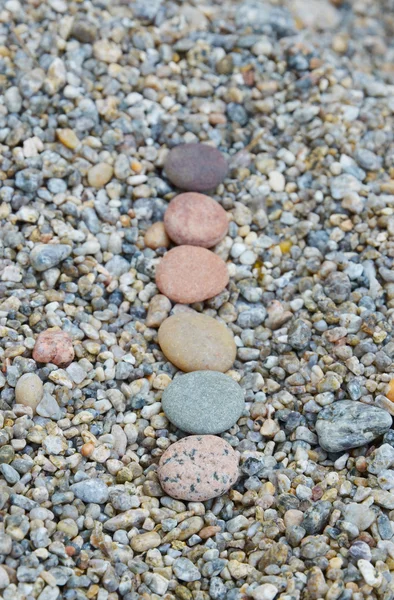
[32,329,74,367]
[81,443,95,458]
[199,525,221,539]
[164,192,228,248]
[156,246,229,304]
[158,435,239,502]
[87,163,113,188]
[144,222,171,250]
[158,312,236,372]
[164,143,228,192]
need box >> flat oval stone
[315,400,392,453]
[158,435,239,501]
[15,373,43,414]
[162,371,244,434]
[156,246,229,304]
[158,313,236,372]
[164,143,228,192]
[33,329,74,367]
[164,193,228,248]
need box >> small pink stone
[33,329,74,367]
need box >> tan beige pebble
[164,192,228,248]
[130,531,161,553]
[33,329,74,367]
[15,373,43,414]
[146,294,172,328]
[250,403,267,419]
[227,560,255,579]
[156,246,229,304]
[284,509,304,527]
[57,519,79,538]
[87,163,113,188]
[260,419,280,438]
[144,222,170,250]
[158,312,236,372]
[152,373,171,390]
[158,435,239,502]
[93,40,122,63]
[56,128,80,149]
[162,516,205,542]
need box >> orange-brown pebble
[81,443,95,458]
[199,526,221,539]
[386,379,394,402]
[65,546,77,557]
[144,222,170,250]
[32,329,74,367]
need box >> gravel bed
[1,0,394,599]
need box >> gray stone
[237,307,267,328]
[343,503,376,530]
[354,149,382,171]
[378,469,394,490]
[0,565,9,589]
[10,494,38,511]
[288,319,311,350]
[324,272,351,304]
[30,244,72,271]
[315,401,392,453]
[349,541,372,561]
[105,256,130,277]
[367,444,394,474]
[36,392,63,421]
[173,557,201,582]
[302,501,331,534]
[71,479,109,504]
[0,533,12,555]
[15,168,43,193]
[330,174,362,199]
[0,463,20,485]
[162,371,244,434]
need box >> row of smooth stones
[153,144,244,503]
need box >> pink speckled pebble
[158,435,239,501]
[33,329,74,367]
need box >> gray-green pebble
[161,370,244,434]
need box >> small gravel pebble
[30,244,71,272]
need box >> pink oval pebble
[158,435,239,501]
[164,192,228,248]
[33,329,74,367]
[156,246,229,304]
